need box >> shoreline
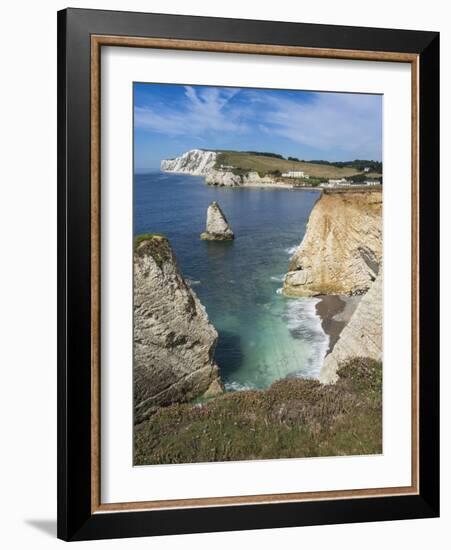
[160,170,381,193]
[239,182,324,191]
[160,169,320,191]
[238,181,293,189]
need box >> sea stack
[200,201,234,241]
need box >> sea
[134,172,329,391]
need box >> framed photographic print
[57,8,439,541]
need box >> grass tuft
[134,233,166,250]
[134,233,170,266]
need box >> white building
[328,178,348,186]
[282,170,305,178]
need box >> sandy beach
[239,181,294,189]
[233,182,320,191]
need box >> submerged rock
[200,201,234,241]
[283,190,382,297]
[134,234,223,423]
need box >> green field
[215,151,374,179]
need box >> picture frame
[57,7,440,541]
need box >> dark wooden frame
[58,7,440,541]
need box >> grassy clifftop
[216,151,368,179]
[134,357,382,465]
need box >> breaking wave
[282,298,330,379]
[285,245,299,257]
[224,381,255,392]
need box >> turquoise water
[134,172,329,390]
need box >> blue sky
[134,83,382,173]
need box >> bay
[134,172,328,390]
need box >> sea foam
[285,245,299,257]
[283,298,330,379]
[224,381,255,392]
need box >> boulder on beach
[200,201,234,241]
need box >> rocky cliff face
[200,201,234,240]
[161,151,281,187]
[134,235,222,423]
[242,171,276,185]
[283,191,382,297]
[161,149,217,175]
[204,169,242,187]
[205,170,277,187]
[320,272,383,384]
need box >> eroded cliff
[204,169,242,187]
[161,150,281,187]
[320,272,383,384]
[160,149,217,175]
[205,169,277,187]
[283,190,382,297]
[134,234,222,423]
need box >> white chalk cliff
[160,149,217,175]
[161,150,281,187]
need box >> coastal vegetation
[308,159,383,173]
[160,149,382,189]
[215,151,382,180]
[136,154,383,463]
[292,176,323,187]
[348,173,383,184]
[134,233,170,266]
[134,232,165,250]
[134,357,382,464]
[136,81,384,465]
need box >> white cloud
[135,86,382,159]
[135,86,247,137]
[251,91,382,158]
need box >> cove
[134,172,328,390]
